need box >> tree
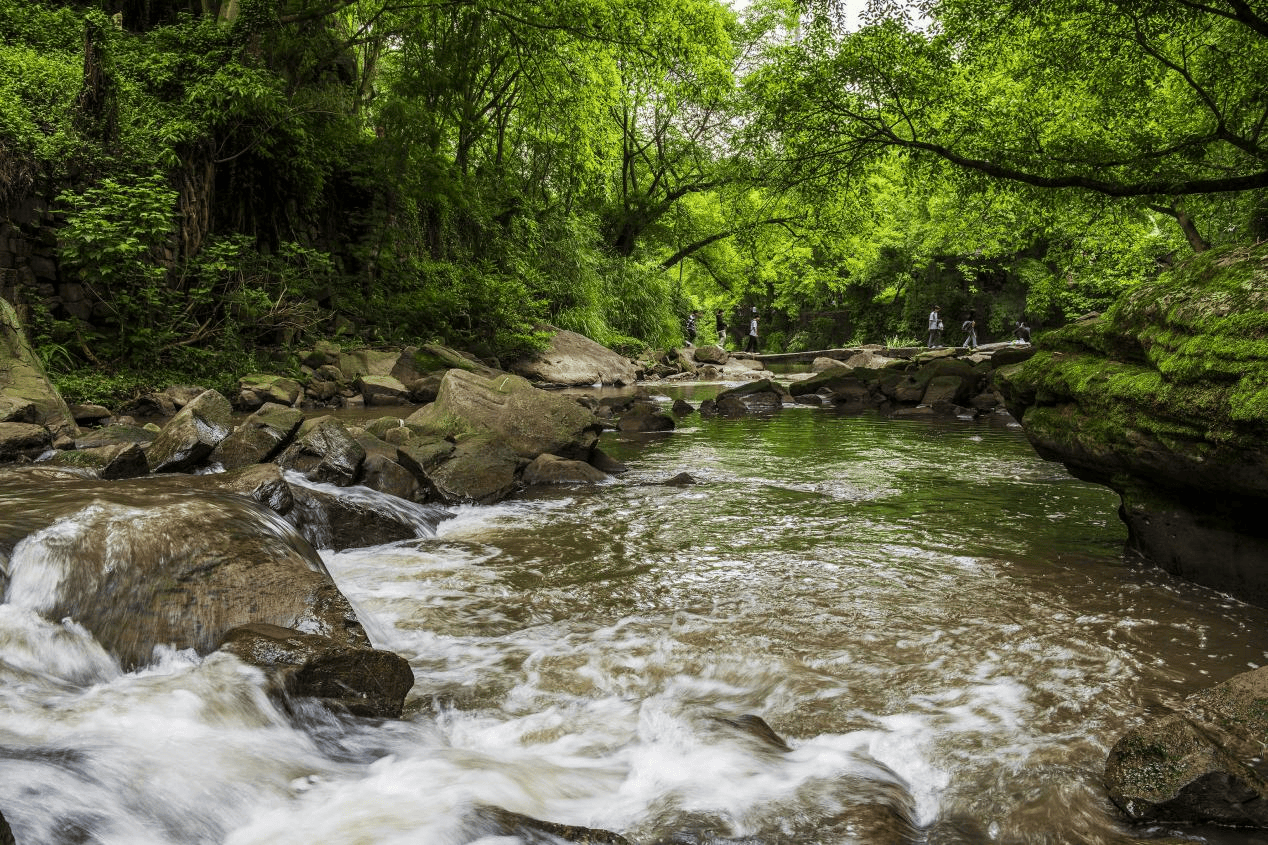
[749,0,1268,245]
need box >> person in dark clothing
[715,309,727,346]
[685,310,698,346]
[960,310,978,350]
[1013,320,1031,344]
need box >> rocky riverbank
[996,243,1268,608]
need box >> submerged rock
[997,243,1268,605]
[522,453,608,485]
[219,622,414,719]
[1106,666,1268,828]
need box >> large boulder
[145,389,234,473]
[509,327,638,386]
[0,297,79,438]
[43,442,149,479]
[1106,666,1268,828]
[0,421,51,460]
[0,466,367,669]
[997,244,1268,605]
[356,374,410,406]
[406,369,601,461]
[692,345,729,365]
[391,343,501,382]
[522,453,609,485]
[418,435,522,504]
[219,622,415,718]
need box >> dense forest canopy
[0,0,1263,399]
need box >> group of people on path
[685,308,760,352]
[927,305,1030,350]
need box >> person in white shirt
[745,314,759,353]
[927,306,943,347]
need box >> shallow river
[4,395,1268,844]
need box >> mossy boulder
[997,243,1268,604]
[1106,666,1268,828]
[0,297,78,438]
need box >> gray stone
[522,453,609,485]
[0,421,51,459]
[275,418,365,486]
[509,327,638,386]
[357,374,410,406]
[145,389,234,473]
[211,403,304,470]
[43,442,148,479]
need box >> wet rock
[0,421,51,460]
[211,403,304,470]
[588,447,628,474]
[1106,665,1268,828]
[921,374,971,407]
[522,453,609,485]
[509,326,639,386]
[472,807,631,845]
[664,472,696,486]
[396,437,457,486]
[419,435,521,504]
[0,468,364,668]
[672,399,695,416]
[285,481,423,550]
[617,404,675,432]
[219,623,414,719]
[145,389,234,473]
[358,453,423,501]
[715,378,786,413]
[212,463,294,515]
[43,442,148,480]
[275,418,366,486]
[711,714,791,753]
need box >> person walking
[685,310,698,346]
[715,309,727,346]
[745,313,759,353]
[960,311,978,350]
[927,305,943,347]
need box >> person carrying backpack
[960,312,978,350]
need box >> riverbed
[3,398,1268,844]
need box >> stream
[3,392,1268,844]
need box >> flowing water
[4,396,1268,844]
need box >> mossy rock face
[0,297,79,438]
[998,243,1268,604]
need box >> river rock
[275,417,366,486]
[211,462,295,515]
[522,453,609,485]
[392,343,501,383]
[671,399,694,416]
[789,365,872,397]
[0,297,79,438]
[1105,666,1268,828]
[358,453,423,501]
[473,807,631,845]
[715,378,787,413]
[406,369,601,461]
[43,442,148,479]
[69,403,112,424]
[285,480,428,550]
[0,421,51,460]
[692,345,728,365]
[617,403,675,432]
[236,374,304,410]
[0,467,366,668]
[419,435,521,504]
[211,403,304,470]
[588,447,628,474]
[357,374,410,406]
[509,327,638,386]
[997,243,1268,605]
[145,389,234,473]
[337,349,400,381]
[74,423,156,450]
[218,622,414,718]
